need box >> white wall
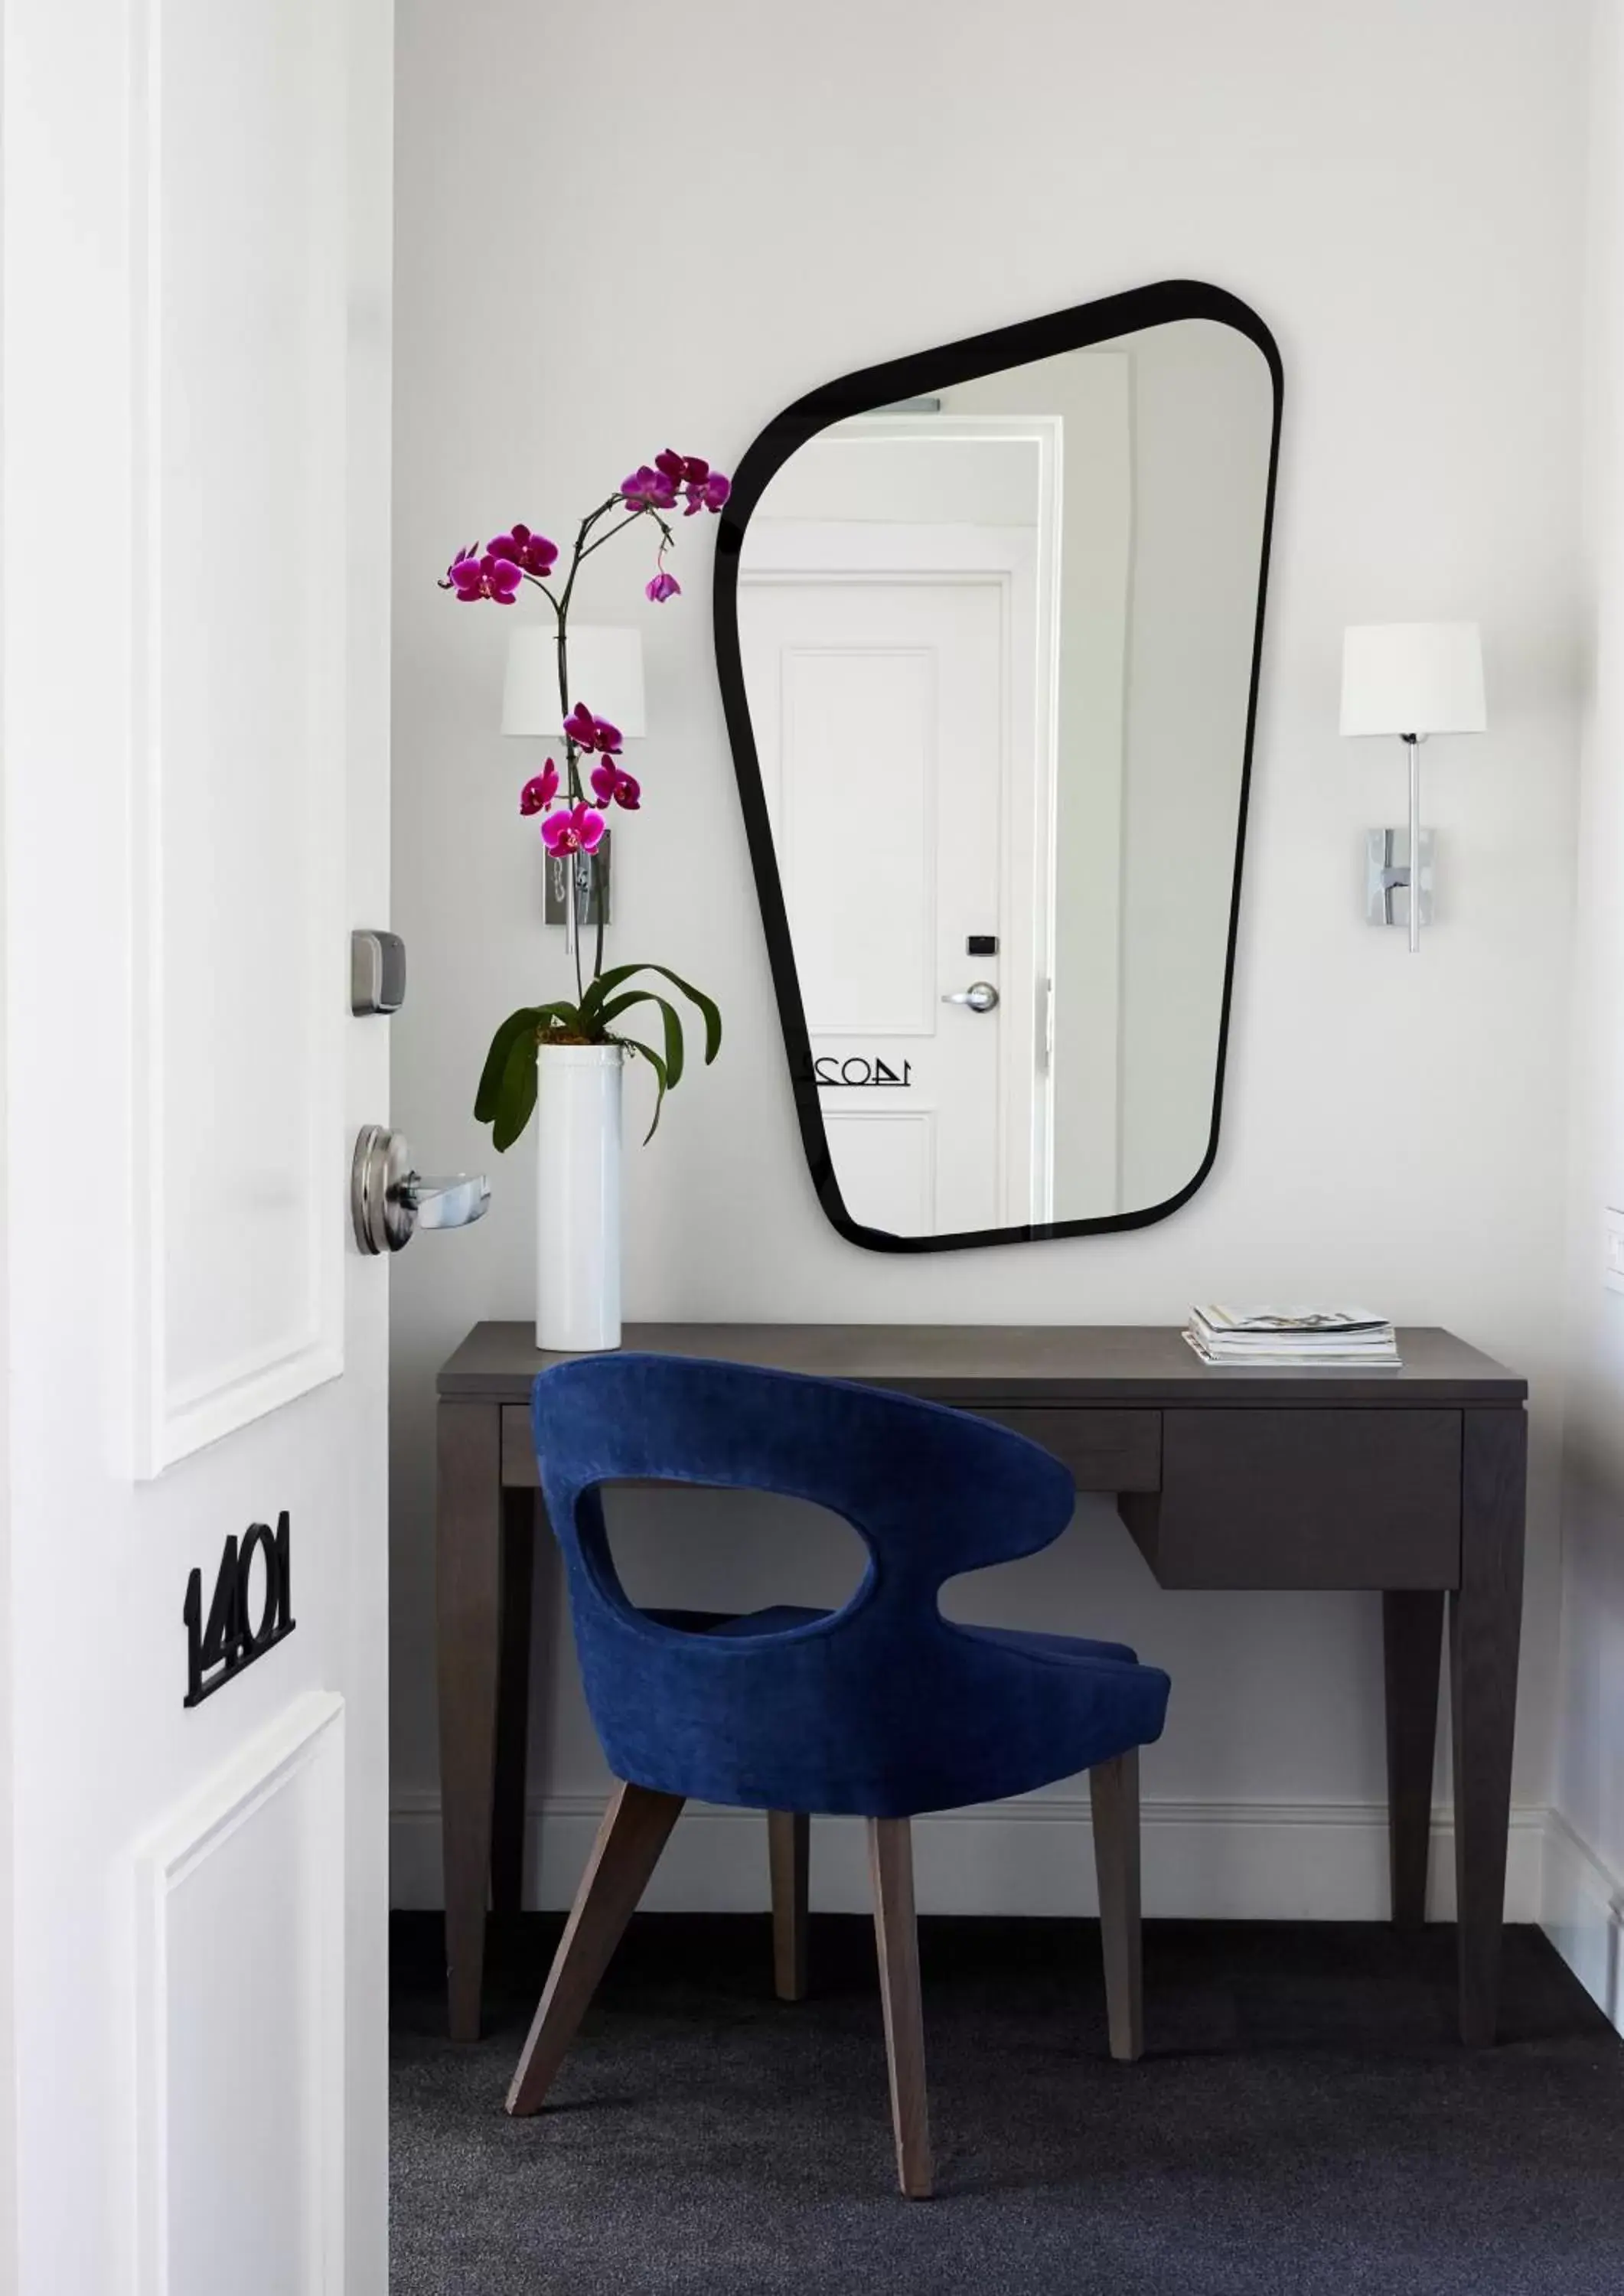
[391,0,1589,1913]
[1548,0,1624,2028]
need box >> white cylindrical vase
[535,1043,623,1352]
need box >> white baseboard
[390,1789,1548,1923]
[1541,1809,1624,2033]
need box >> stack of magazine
[1184,1306,1401,1369]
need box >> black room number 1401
[184,1512,296,1708]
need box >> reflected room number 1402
[814,1055,914,1088]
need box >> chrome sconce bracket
[546,835,611,937]
[1365,827,1435,931]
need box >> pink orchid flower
[540,801,606,857]
[654,449,731,517]
[440,546,523,605]
[684,468,731,516]
[487,523,559,580]
[563,700,622,755]
[646,569,680,603]
[621,463,679,511]
[519,762,559,816]
[590,760,641,812]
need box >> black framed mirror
[715,281,1281,1253]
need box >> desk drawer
[1120,1407,1461,1590]
[503,1401,1160,1498]
[973,1407,1161,1494]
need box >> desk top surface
[438,1322,1525,1407]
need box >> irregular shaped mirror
[715,282,1280,1251]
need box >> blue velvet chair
[508,1352,1171,2197]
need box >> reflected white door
[2,0,393,2290]
[742,554,1039,1236]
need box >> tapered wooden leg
[1450,1407,1527,2047]
[868,1818,932,2200]
[1090,1749,1143,2063]
[768,1812,810,2002]
[491,1491,538,1915]
[506,1781,685,2116]
[437,1401,504,2042]
[1383,1590,1444,1928]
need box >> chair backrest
[531,1352,1081,1816]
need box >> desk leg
[1382,1590,1443,1927]
[437,1401,503,2041]
[1450,1407,1527,2047]
[491,1491,537,1915]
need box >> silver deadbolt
[941,980,1000,1013]
[351,929,406,1016]
[351,1125,491,1254]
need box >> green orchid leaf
[491,1024,540,1153]
[474,1007,541,1124]
[648,993,686,1089]
[576,964,644,1026]
[582,964,721,1064]
[610,1035,670,1144]
[596,990,684,1088]
[474,1002,581,1124]
[638,964,721,1065]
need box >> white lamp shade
[502,624,647,740]
[1339,621,1485,738]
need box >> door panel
[780,644,938,1037]
[137,1698,345,2296]
[139,0,351,1470]
[823,1107,938,1235]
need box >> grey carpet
[391,1911,1624,2295]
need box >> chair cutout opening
[595,1482,871,1636]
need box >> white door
[739,504,1051,1237]
[742,572,1009,1234]
[2,2,395,2291]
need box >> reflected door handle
[941,980,1000,1013]
[351,1124,491,1254]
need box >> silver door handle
[406,1174,491,1231]
[351,1124,490,1254]
[941,980,1000,1013]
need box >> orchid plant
[442,450,729,1146]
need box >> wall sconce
[503,625,647,946]
[1339,621,1486,952]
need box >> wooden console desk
[435,1322,1527,2047]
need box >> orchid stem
[576,507,648,564]
[556,497,634,995]
[558,495,623,625]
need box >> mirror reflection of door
[739,426,1057,1233]
[729,309,1277,1244]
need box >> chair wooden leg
[1090,1748,1143,2063]
[867,1818,933,2200]
[767,1812,810,2001]
[506,1779,684,2117]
